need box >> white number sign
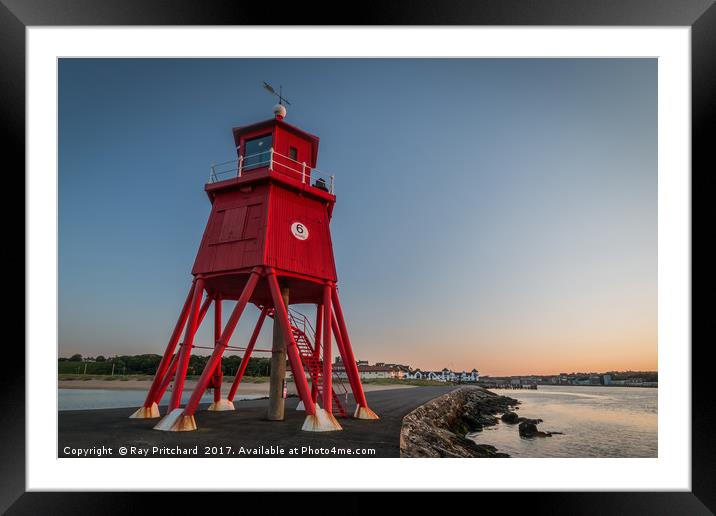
[291,221,309,241]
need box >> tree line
[58,354,271,377]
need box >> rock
[518,420,539,437]
[400,386,517,457]
[501,411,519,424]
[460,411,484,432]
[518,417,543,424]
[518,420,556,438]
[478,414,499,427]
[471,443,509,458]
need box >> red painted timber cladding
[271,127,315,182]
[192,184,269,275]
[192,181,337,283]
[265,184,337,282]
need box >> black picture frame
[4,0,711,512]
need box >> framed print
[5,0,712,512]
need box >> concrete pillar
[321,285,333,413]
[213,296,222,403]
[267,284,289,420]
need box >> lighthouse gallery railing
[208,148,335,194]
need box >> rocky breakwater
[400,386,519,458]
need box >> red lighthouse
[130,101,379,432]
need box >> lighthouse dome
[273,103,287,119]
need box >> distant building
[404,369,425,380]
[404,367,479,382]
[603,374,613,385]
[356,365,403,379]
[331,357,406,380]
[381,363,411,375]
[459,369,480,382]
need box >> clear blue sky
[59,58,656,375]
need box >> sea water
[468,385,657,458]
[58,389,263,411]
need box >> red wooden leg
[132,283,195,417]
[212,296,223,403]
[152,294,214,408]
[227,307,268,402]
[197,295,213,328]
[182,270,261,417]
[167,278,205,411]
[331,286,378,420]
[331,313,359,405]
[321,285,333,413]
[266,271,315,415]
[267,270,342,431]
[155,352,179,404]
[311,303,323,403]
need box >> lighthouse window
[289,146,298,161]
[243,134,272,170]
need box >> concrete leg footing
[301,408,343,432]
[129,402,159,419]
[207,399,235,411]
[354,405,380,420]
[153,408,197,431]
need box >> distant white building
[357,365,403,379]
[325,361,480,383]
[404,367,479,382]
[331,358,406,380]
[404,369,425,380]
[457,369,480,382]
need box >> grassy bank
[58,373,454,387]
[362,378,457,387]
[59,374,271,383]
[58,356,272,378]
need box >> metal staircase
[263,305,349,417]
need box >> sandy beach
[58,378,416,397]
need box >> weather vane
[262,81,291,106]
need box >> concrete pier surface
[58,386,455,458]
